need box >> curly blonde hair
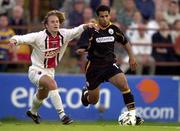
[42,10,65,25]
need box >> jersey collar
[45,29,60,36]
[98,22,112,30]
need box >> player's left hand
[84,23,99,31]
[129,57,137,71]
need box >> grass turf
[0,120,180,131]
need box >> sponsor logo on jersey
[44,47,60,58]
[96,36,115,43]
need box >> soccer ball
[118,111,136,126]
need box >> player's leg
[27,69,72,124]
[27,69,48,124]
[108,72,144,125]
[81,61,102,106]
[109,73,135,111]
[27,87,47,124]
[81,85,100,106]
[38,75,73,124]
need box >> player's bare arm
[123,42,137,71]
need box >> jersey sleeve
[10,32,39,46]
[116,28,128,45]
[76,28,91,49]
[61,24,85,43]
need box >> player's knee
[48,82,57,89]
[40,76,57,90]
[37,88,49,100]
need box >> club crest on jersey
[108,28,114,35]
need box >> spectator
[110,8,122,28]
[120,10,143,73]
[9,5,30,62]
[68,0,85,27]
[129,23,155,75]
[174,36,180,57]
[9,5,27,35]
[117,0,137,27]
[172,20,180,62]
[101,0,113,7]
[0,14,15,71]
[152,20,176,74]
[126,11,143,38]
[153,0,171,12]
[49,0,65,10]
[90,0,113,12]
[82,7,94,24]
[0,0,16,15]
[171,19,180,43]
[62,0,89,16]
[146,10,164,37]
[163,0,180,25]
[135,0,155,20]
[90,0,100,12]
[15,0,24,7]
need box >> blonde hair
[42,10,65,25]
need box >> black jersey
[77,23,128,63]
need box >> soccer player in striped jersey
[9,10,97,125]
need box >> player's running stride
[76,5,144,125]
[9,10,97,125]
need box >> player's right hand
[8,39,18,62]
[129,56,137,71]
[9,39,17,47]
[76,48,87,55]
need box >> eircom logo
[137,79,160,103]
[131,79,175,120]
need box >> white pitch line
[142,125,180,130]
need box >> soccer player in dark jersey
[76,5,144,125]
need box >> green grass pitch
[0,120,180,131]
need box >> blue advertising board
[0,73,179,122]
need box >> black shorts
[85,61,123,90]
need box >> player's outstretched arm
[8,39,18,61]
[83,23,99,31]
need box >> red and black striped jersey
[11,25,85,70]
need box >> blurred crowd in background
[0,0,179,75]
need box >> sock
[49,90,66,119]
[129,109,136,116]
[84,91,89,103]
[122,89,135,111]
[30,93,43,115]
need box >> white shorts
[28,65,55,87]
